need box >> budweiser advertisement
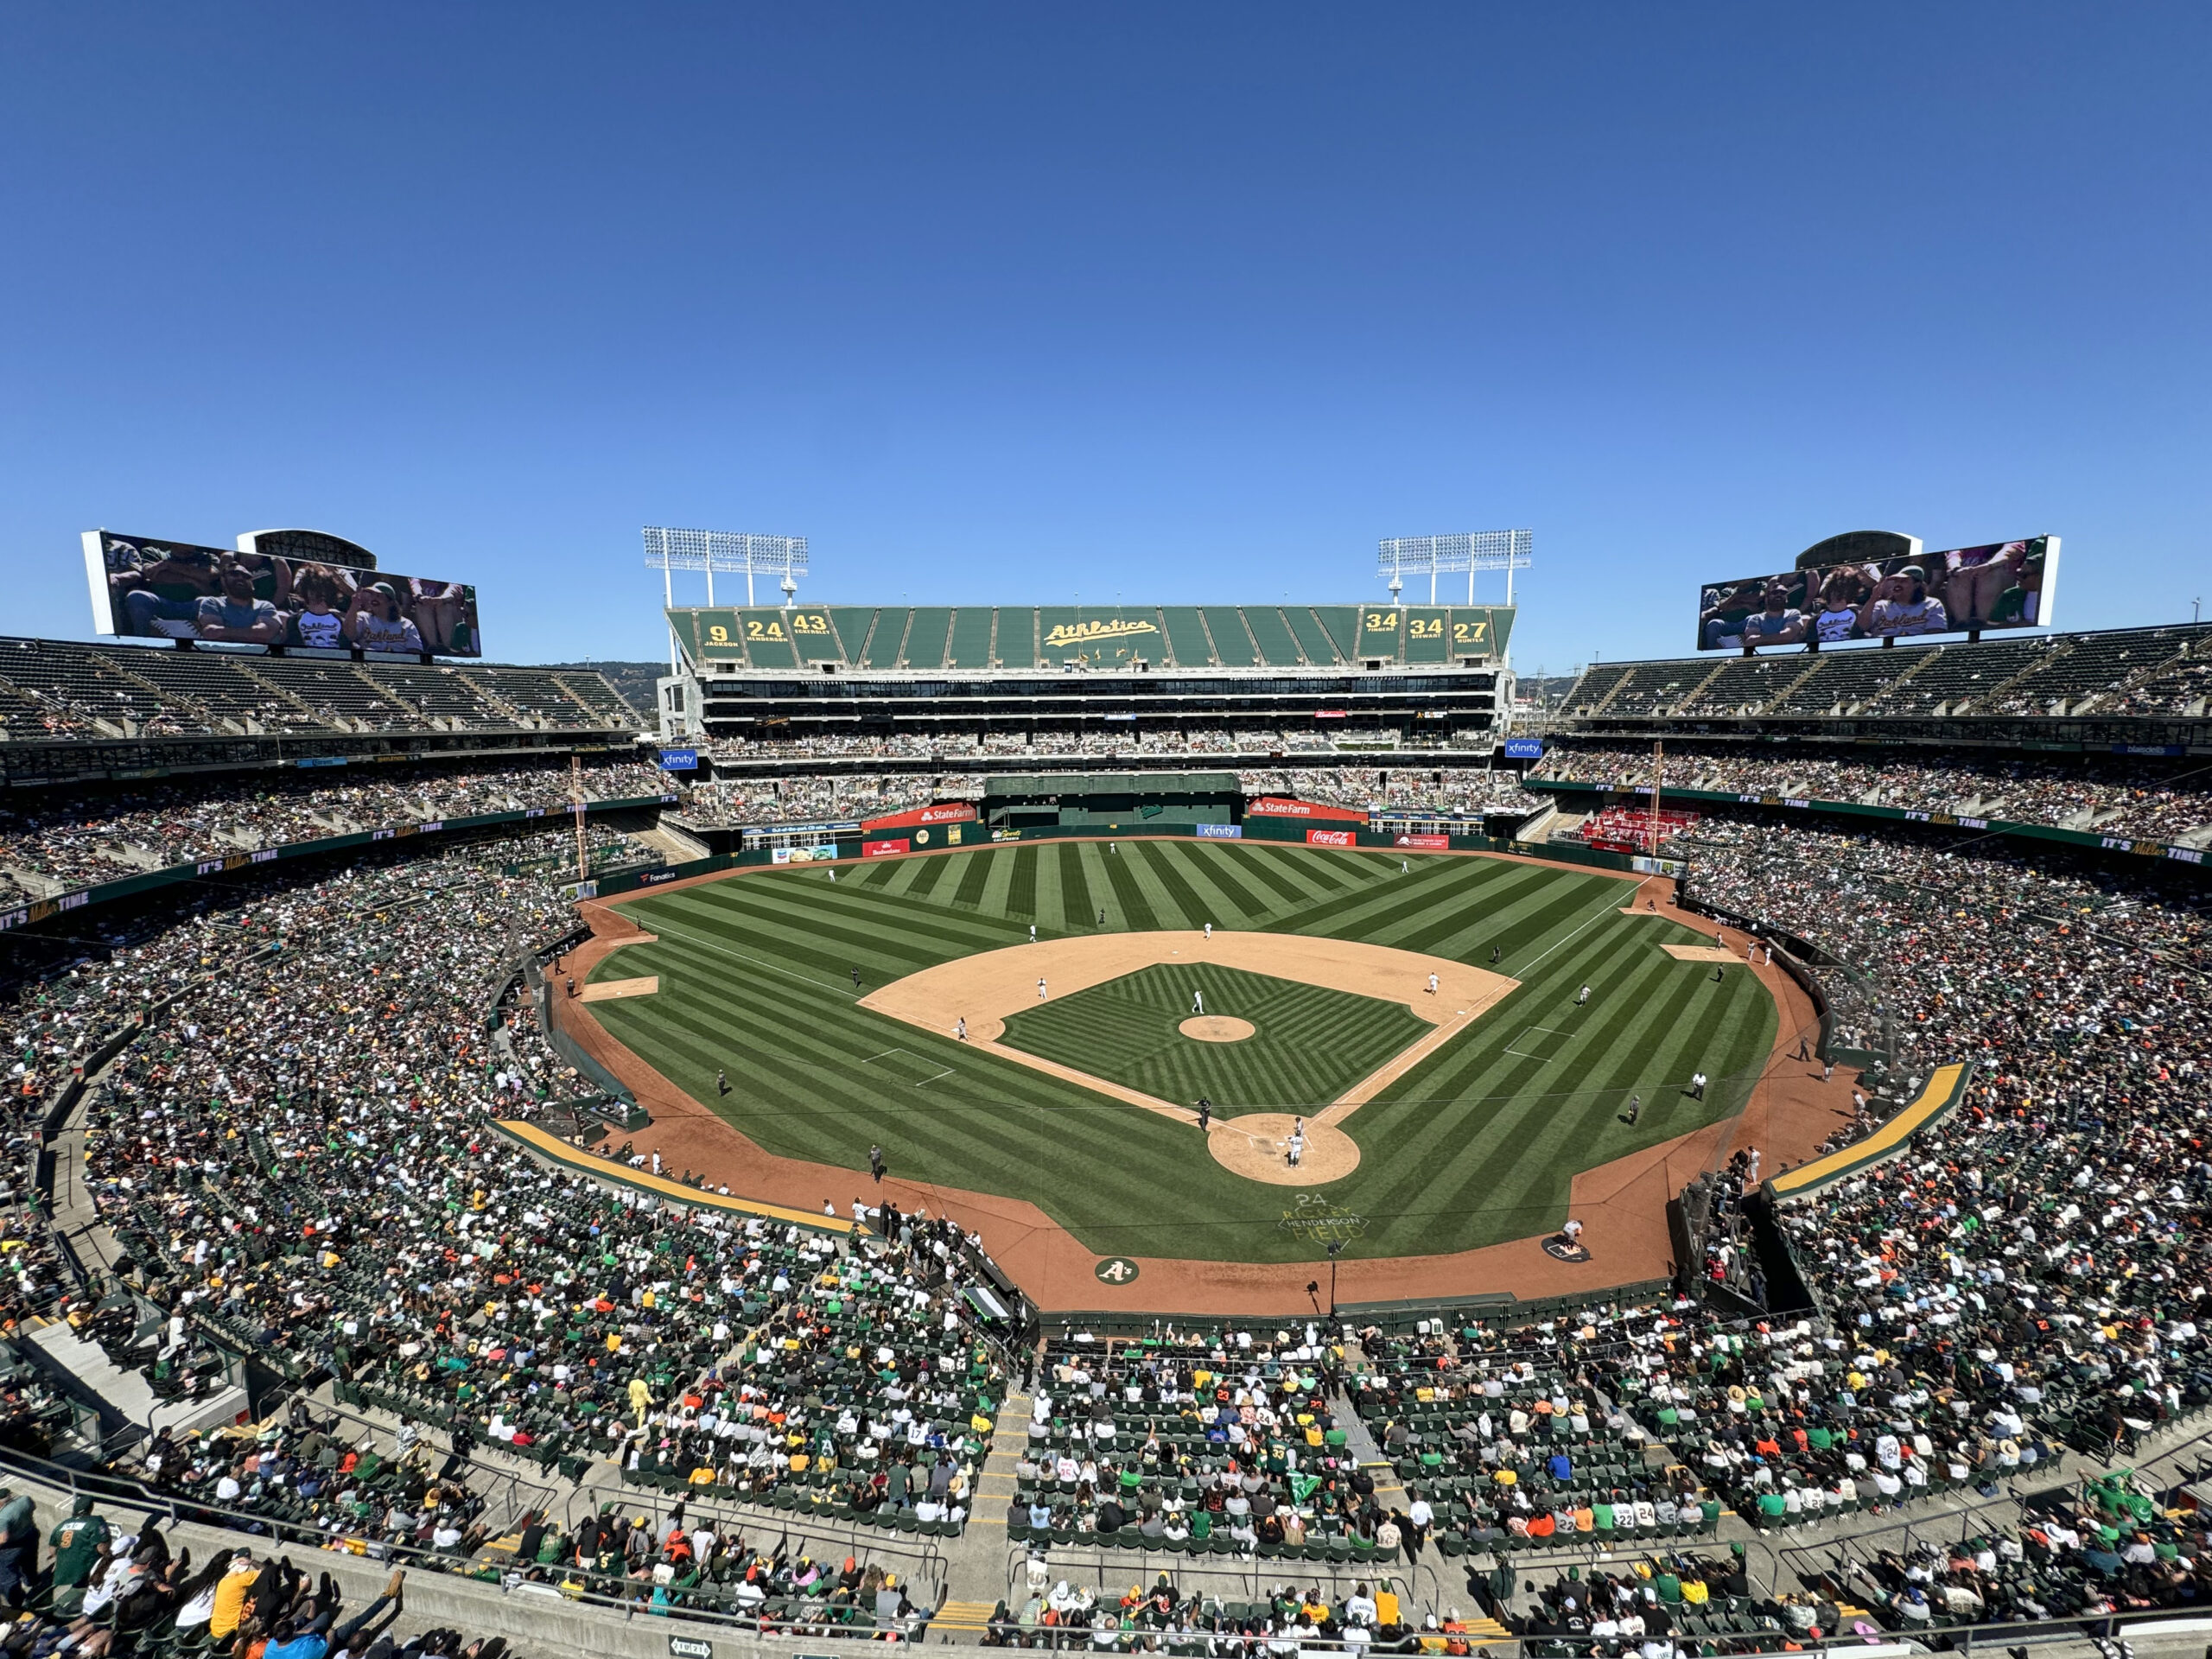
[860,801,978,835]
[861,838,907,859]
[1248,796,1367,823]
[1306,828,1357,847]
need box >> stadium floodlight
[1377,529,1533,606]
[642,526,810,607]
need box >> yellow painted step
[933,1600,1000,1630]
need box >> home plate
[580,976,660,1001]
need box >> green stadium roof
[669,602,1513,670]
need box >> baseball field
[581,838,1779,1264]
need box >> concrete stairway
[26,1319,245,1439]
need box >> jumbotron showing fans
[0,518,2202,1659]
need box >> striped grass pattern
[586,841,1777,1264]
[999,963,1431,1109]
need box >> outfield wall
[579,818,1664,902]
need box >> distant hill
[541,660,661,723]
[1514,673,1583,712]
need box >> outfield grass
[998,962,1430,1109]
[585,840,1781,1263]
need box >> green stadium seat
[1200,607,1258,665]
[944,607,995,668]
[1160,607,1214,666]
[1242,605,1308,665]
[902,607,953,669]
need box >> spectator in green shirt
[50,1497,111,1589]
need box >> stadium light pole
[1377,531,1533,607]
[643,527,810,608]
[644,527,810,680]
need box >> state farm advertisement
[861,838,907,859]
[861,801,977,835]
[1248,797,1366,823]
[1306,828,1357,848]
[1394,833,1450,849]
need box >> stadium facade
[654,601,1517,748]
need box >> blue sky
[3,4,2206,677]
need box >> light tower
[642,527,810,607]
[1377,530,1534,606]
[643,526,810,677]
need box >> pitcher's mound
[1180,1015,1255,1042]
[1208,1113,1360,1185]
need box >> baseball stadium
[0,523,2206,1658]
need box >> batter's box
[1504,1025,1572,1061]
[863,1047,957,1089]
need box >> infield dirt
[550,855,1855,1316]
[857,929,1514,1182]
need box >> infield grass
[998,962,1429,1109]
[585,840,1783,1263]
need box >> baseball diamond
[579,837,1780,1265]
[16,39,2212,1651]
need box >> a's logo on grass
[1279,1194,1369,1246]
[1093,1256,1141,1285]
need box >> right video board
[1696,536,2059,650]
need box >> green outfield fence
[578,817,1665,902]
[0,797,1657,927]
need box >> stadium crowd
[67,841,1009,1526]
[0,760,670,896]
[1684,818,2211,1465]
[1796,1469,2211,1632]
[680,766,1541,832]
[982,1565,1437,1650]
[0,747,2202,1645]
[680,774,954,829]
[1007,1327,1402,1555]
[1530,742,2212,843]
[1238,769,1541,818]
[702,729,1411,763]
[0,1476,938,1646]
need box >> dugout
[982,771,1239,830]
